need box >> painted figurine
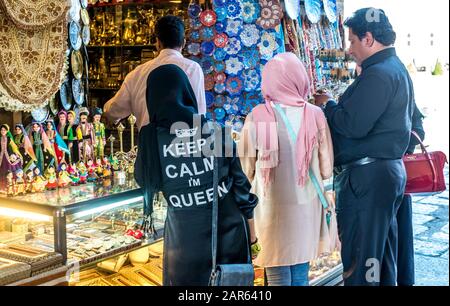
[67,111,80,164]
[76,108,95,163]
[32,167,47,193]
[0,124,22,191]
[14,124,37,171]
[6,171,14,197]
[29,121,56,174]
[45,164,58,190]
[95,158,104,177]
[77,161,88,184]
[14,169,26,196]
[46,119,69,165]
[25,168,34,193]
[102,156,112,178]
[68,163,80,186]
[93,108,106,160]
[87,159,98,182]
[58,162,72,188]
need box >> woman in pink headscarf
[238,53,334,286]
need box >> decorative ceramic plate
[214,72,227,84]
[59,80,73,111]
[257,0,283,29]
[214,32,228,48]
[82,25,90,46]
[187,42,201,56]
[258,31,280,61]
[81,8,90,26]
[242,69,260,92]
[225,56,243,75]
[213,48,227,61]
[214,95,226,107]
[213,61,226,73]
[226,76,243,96]
[224,37,241,55]
[71,50,84,80]
[189,18,203,30]
[80,0,88,9]
[226,0,242,19]
[49,96,58,116]
[189,30,200,42]
[205,91,215,108]
[214,107,226,121]
[224,101,239,115]
[323,0,337,23]
[285,0,301,19]
[214,83,226,94]
[205,74,215,91]
[214,6,228,22]
[69,0,81,23]
[305,0,322,24]
[200,27,215,41]
[201,57,214,74]
[72,79,84,105]
[240,24,260,47]
[188,3,202,19]
[225,18,243,37]
[240,0,261,24]
[201,41,215,56]
[213,0,227,7]
[240,48,259,69]
[215,21,226,33]
[69,21,82,51]
[31,107,49,123]
[200,10,217,27]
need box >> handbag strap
[411,130,427,154]
[273,104,329,210]
[409,131,438,191]
[211,153,219,274]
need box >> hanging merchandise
[225,0,242,19]
[31,107,50,123]
[225,57,244,76]
[241,0,261,24]
[258,31,280,61]
[69,0,81,23]
[224,37,242,55]
[199,9,217,27]
[305,0,323,24]
[225,18,243,37]
[59,80,73,111]
[257,0,283,30]
[69,21,83,51]
[214,32,229,48]
[72,79,85,106]
[285,0,301,20]
[240,24,260,47]
[71,50,84,80]
[188,1,202,19]
[323,0,337,23]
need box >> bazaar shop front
[0,0,352,286]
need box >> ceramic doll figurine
[95,158,104,177]
[67,111,80,164]
[0,124,22,191]
[92,108,106,160]
[29,121,56,174]
[46,119,69,165]
[14,169,26,196]
[25,169,34,193]
[32,167,47,193]
[77,161,88,184]
[6,171,14,197]
[86,159,98,182]
[45,164,58,190]
[14,124,36,171]
[76,108,95,163]
[102,157,112,178]
[68,163,80,186]
[58,162,72,188]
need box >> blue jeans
[265,263,310,286]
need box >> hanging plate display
[214,107,226,121]
[285,0,301,19]
[59,81,73,111]
[214,6,228,22]
[71,50,84,80]
[240,48,260,69]
[80,0,88,9]
[205,91,215,108]
[242,69,261,92]
[187,42,201,56]
[69,0,81,23]
[69,21,82,51]
[80,8,90,25]
[188,2,202,19]
[224,101,239,115]
[305,0,322,24]
[189,30,200,42]
[82,25,90,45]
[226,76,243,96]
[200,10,217,27]
[48,96,58,116]
[200,27,215,41]
[225,18,243,37]
[214,83,226,94]
[224,37,241,55]
[240,24,260,47]
[258,31,280,61]
[189,18,203,30]
[214,72,227,84]
[73,105,81,125]
[201,57,214,74]
[257,0,283,29]
[213,0,227,7]
[323,0,337,23]
[213,61,226,73]
[241,0,261,24]
[213,48,227,61]
[31,107,49,123]
[225,56,244,75]
[226,0,242,19]
[214,95,226,107]
[214,32,228,48]
[205,75,215,91]
[72,79,84,105]
[215,21,226,33]
[201,41,215,56]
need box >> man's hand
[313,90,334,107]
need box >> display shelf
[5,266,69,286]
[310,264,343,286]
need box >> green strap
[273,104,329,210]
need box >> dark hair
[155,15,185,49]
[344,8,396,46]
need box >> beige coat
[238,105,335,268]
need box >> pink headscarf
[251,52,327,186]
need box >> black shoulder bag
[208,156,254,286]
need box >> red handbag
[403,131,448,194]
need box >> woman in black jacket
[397,104,425,286]
[135,64,258,286]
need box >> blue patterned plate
[200,27,215,41]
[226,76,243,96]
[323,0,337,23]
[305,0,322,24]
[214,95,226,107]
[72,78,84,105]
[201,57,214,74]
[240,24,260,47]
[189,30,201,42]
[187,42,201,56]
[224,37,241,55]
[213,48,228,61]
[69,21,82,51]
[31,107,49,123]
[225,18,243,37]
[214,107,226,121]
[59,80,73,111]
[258,30,280,61]
[215,21,227,33]
[213,0,227,7]
[225,56,244,75]
[189,18,203,30]
[213,61,226,73]
[240,0,260,24]
[214,7,228,22]
[242,69,261,92]
[214,83,226,94]
[226,0,242,19]
[239,48,259,69]
[205,91,215,108]
[285,0,301,19]
[201,41,215,56]
[188,3,202,19]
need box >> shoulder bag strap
[410,130,437,191]
[210,153,219,277]
[273,104,329,211]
